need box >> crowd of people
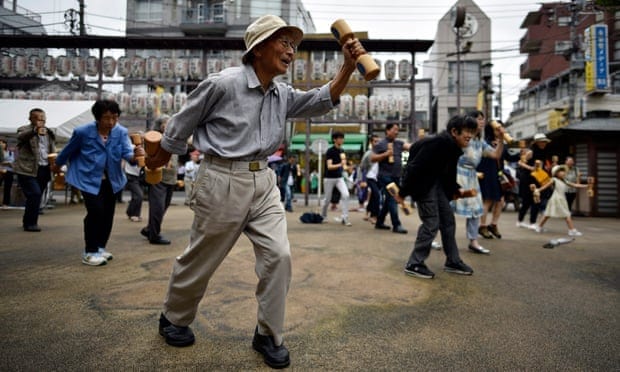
[0,14,592,370]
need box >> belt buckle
[249,161,260,171]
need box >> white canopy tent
[0,99,95,140]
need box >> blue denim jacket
[56,121,134,195]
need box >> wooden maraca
[331,19,380,81]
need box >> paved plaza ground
[0,191,618,370]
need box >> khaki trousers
[163,157,291,345]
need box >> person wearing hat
[532,164,588,236]
[530,132,553,215]
[147,14,366,368]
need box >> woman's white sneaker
[568,229,583,237]
[82,252,107,266]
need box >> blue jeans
[17,165,50,228]
[377,175,401,228]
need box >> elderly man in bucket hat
[147,14,366,368]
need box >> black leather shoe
[150,237,171,245]
[159,313,195,347]
[23,225,41,232]
[252,327,290,369]
[392,225,408,234]
[375,224,391,230]
[140,228,149,239]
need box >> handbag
[498,172,514,192]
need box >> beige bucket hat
[533,133,551,142]
[242,15,303,63]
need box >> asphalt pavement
[0,191,618,371]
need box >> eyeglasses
[277,38,298,53]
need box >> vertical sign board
[584,24,609,94]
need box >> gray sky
[16,0,542,121]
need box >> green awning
[290,142,362,152]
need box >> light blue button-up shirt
[162,64,335,161]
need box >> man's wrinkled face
[255,30,297,76]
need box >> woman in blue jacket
[55,100,145,266]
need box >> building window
[135,0,163,23]
[448,61,481,94]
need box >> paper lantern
[173,92,187,112]
[311,60,323,81]
[368,95,379,119]
[86,91,99,101]
[293,59,306,81]
[102,91,116,101]
[56,56,70,76]
[398,59,412,81]
[160,92,173,113]
[71,92,85,100]
[325,59,339,80]
[28,91,42,100]
[384,60,396,81]
[43,91,57,100]
[399,94,411,119]
[86,56,99,76]
[386,94,397,118]
[1,56,14,76]
[117,92,131,112]
[102,56,116,77]
[70,56,85,76]
[206,58,220,75]
[117,56,130,77]
[130,56,145,78]
[27,55,42,76]
[146,56,160,78]
[42,55,56,76]
[174,57,188,78]
[354,94,368,120]
[160,57,174,79]
[13,55,28,77]
[338,93,353,119]
[129,93,147,115]
[189,58,203,79]
[12,90,27,99]
[146,92,159,113]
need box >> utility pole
[78,0,86,36]
[497,73,502,120]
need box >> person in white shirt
[183,151,200,206]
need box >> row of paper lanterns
[319,93,413,121]
[0,54,236,80]
[1,89,188,115]
[1,88,411,119]
[0,54,414,82]
[292,59,412,82]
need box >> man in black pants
[141,115,175,245]
[394,115,477,279]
